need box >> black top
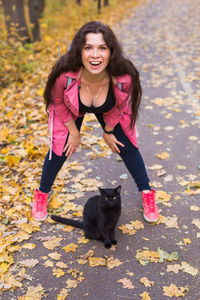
[79,82,115,114]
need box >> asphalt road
[2,0,200,299]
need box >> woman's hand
[103,132,124,153]
[63,131,80,158]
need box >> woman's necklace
[85,78,106,106]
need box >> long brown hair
[44,21,142,127]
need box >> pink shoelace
[35,193,48,211]
[143,194,156,212]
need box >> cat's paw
[104,243,112,249]
[111,240,117,245]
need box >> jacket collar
[64,68,126,86]
[64,68,129,117]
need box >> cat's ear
[99,187,105,196]
[115,185,121,194]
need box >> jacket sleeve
[50,75,73,125]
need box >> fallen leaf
[163,283,189,297]
[77,236,89,244]
[140,277,154,287]
[43,237,63,250]
[183,238,192,245]
[156,152,170,160]
[53,268,65,278]
[190,205,200,211]
[43,260,54,268]
[18,284,44,299]
[66,279,78,289]
[21,243,36,250]
[167,264,182,274]
[181,261,198,276]
[57,288,69,300]
[140,291,152,300]
[107,257,123,269]
[192,219,200,230]
[88,257,107,267]
[18,258,39,268]
[117,278,134,289]
[48,252,62,260]
[63,243,78,253]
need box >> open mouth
[89,61,102,66]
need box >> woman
[32,21,159,223]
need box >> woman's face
[81,33,111,75]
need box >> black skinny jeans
[39,114,150,193]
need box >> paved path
[2,0,200,299]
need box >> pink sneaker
[32,189,48,221]
[142,190,159,223]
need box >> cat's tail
[51,215,84,229]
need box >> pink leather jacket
[48,68,138,159]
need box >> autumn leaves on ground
[0,0,200,299]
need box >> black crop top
[79,82,115,114]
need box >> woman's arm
[63,119,80,158]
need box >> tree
[104,0,109,6]
[28,0,45,41]
[2,0,45,44]
[98,0,101,14]
[2,0,31,44]
[76,0,81,5]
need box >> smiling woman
[32,21,159,224]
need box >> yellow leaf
[117,278,134,289]
[156,152,170,160]
[53,268,65,278]
[48,252,62,260]
[36,88,44,96]
[63,243,78,253]
[43,237,63,250]
[190,205,200,211]
[118,224,136,235]
[130,220,144,230]
[183,238,192,245]
[163,283,189,297]
[88,257,107,267]
[167,264,182,274]
[77,236,89,244]
[156,190,171,202]
[181,261,198,276]
[140,291,152,300]
[192,219,200,230]
[19,258,39,268]
[43,260,54,268]
[160,216,179,229]
[57,288,68,300]
[56,261,68,269]
[21,243,36,249]
[66,279,78,289]
[107,257,123,269]
[18,284,44,299]
[140,277,154,287]
[49,197,64,209]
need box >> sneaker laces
[35,193,47,211]
[143,193,156,212]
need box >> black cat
[51,186,121,249]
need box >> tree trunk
[76,0,81,5]
[2,0,31,44]
[98,0,101,14]
[28,0,41,41]
[38,0,45,17]
[104,0,109,6]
